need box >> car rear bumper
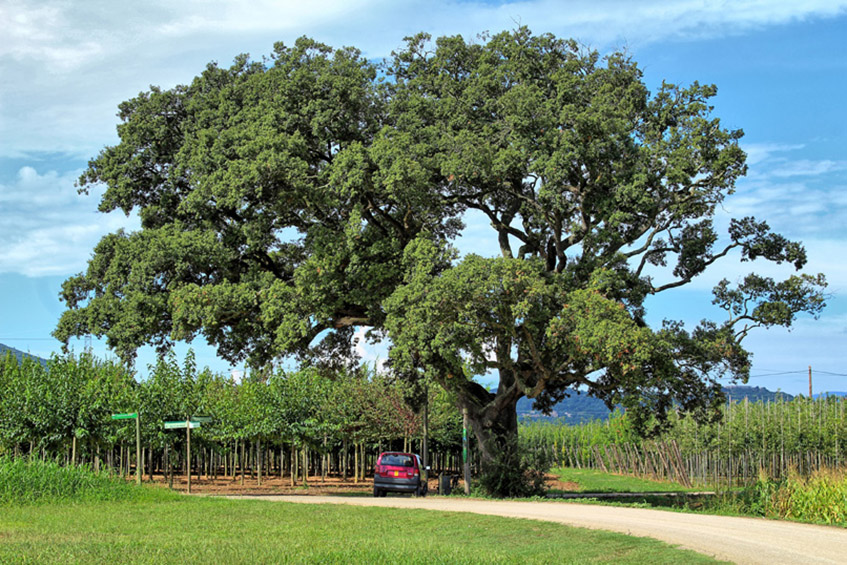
[374,476,420,492]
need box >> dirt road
[229,494,847,564]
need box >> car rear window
[381,454,414,467]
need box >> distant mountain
[517,384,796,423]
[814,391,847,399]
[517,393,611,424]
[0,343,49,367]
[723,385,794,403]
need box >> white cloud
[742,143,805,166]
[0,166,137,276]
[352,326,389,372]
[2,0,845,157]
[770,159,847,178]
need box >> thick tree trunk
[453,369,521,470]
[465,393,520,468]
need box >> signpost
[163,421,201,429]
[162,417,209,494]
[111,412,141,485]
[462,407,470,494]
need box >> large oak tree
[57,29,826,493]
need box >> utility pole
[809,365,813,398]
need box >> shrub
[0,456,177,505]
[478,436,550,498]
[734,468,847,525]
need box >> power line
[747,371,806,378]
[813,370,847,377]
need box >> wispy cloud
[0,166,137,276]
[770,159,847,178]
[721,141,847,241]
[3,1,846,157]
[743,143,806,166]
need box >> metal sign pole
[111,413,140,485]
[136,414,141,485]
[186,419,191,494]
[162,418,208,494]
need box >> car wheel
[373,486,380,498]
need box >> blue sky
[1,0,846,394]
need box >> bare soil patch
[544,473,580,492]
[143,473,443,496]
[143,472,574,496]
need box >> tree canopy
[57,29,826,489]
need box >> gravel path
[228,494,847,564]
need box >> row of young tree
[521,396,847,485]
[0,351,468,483]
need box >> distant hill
[518,384,796,424]
[517,393,611,424]
[814,391,847,399]
[723,385,794,403]
[0,343,49,367]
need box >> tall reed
[0,456,175,504]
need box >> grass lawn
[551,467,699,493]
[0,496,724,564]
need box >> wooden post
[257,439,262,486]
[462,407,471,494]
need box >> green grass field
[551,467,698,493]
[0,458,733,561]
[0,496,725,564]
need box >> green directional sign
[162,419,202,494]
[190,416,212,423]
[111,411,141,485]
[164,421,200,430]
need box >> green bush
[734,469,847,525]
[478,436,550,498]
[0,456,177,505]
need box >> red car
[373,452,428,497]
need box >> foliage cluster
[0,351,462,470]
